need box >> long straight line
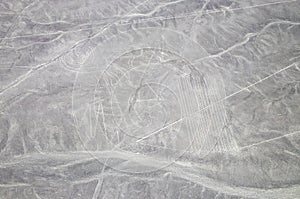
[0,0,152,96]
[240,131,300,150]
[0,0,296,40]
[136,62,298,142]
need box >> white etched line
[240,131,300,150]
[136,62,298,142]
[136,118,182,142]
[0,0,296,40]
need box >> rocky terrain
[0,0,300,198]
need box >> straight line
[240,131,300,150]
[127,0,298,25]
[0,0,152,96]
[136,118,182,142]
[136,62,298,142]
[0,0,296,41]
